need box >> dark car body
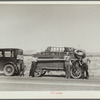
[0,48,24,76]
[30,58,82,79]
[31,47,83,78]
[36,58,65,71]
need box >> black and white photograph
[0,1,100,99]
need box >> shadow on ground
[42,74,65,77]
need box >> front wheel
[70,66,82,79]
[34,66,42,77]
[3,64,15,76]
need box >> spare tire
[74,49,86,59]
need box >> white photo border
[0,1,100,99]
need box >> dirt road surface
[0,74,100,91]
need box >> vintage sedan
[0,48,24,76]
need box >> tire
[34,66,42,77]
[3,64,15,76]
[70,62,82,79]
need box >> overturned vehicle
[30,47,86,79]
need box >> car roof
[0,48,23,51]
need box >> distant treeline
[86,52,100,57]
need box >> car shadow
[42,74,65,77]
[0,73,4,76]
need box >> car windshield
[0,49,23,58]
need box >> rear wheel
[34,66,42,77]
[3,64,15,76]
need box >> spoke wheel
[3,64,15,76]
[34,66,42,77]
[71,62,82,79]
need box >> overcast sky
[0,4,100,52]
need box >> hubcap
[7,68,12,72]
[71,67,81,78]
[4,64,14,76]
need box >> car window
[4,51,12,57]
[0,51,3,57]
[11,51,14,57]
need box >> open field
[23,56,100,77]
[87,57,100,76]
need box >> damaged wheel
[34,66,42,77]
